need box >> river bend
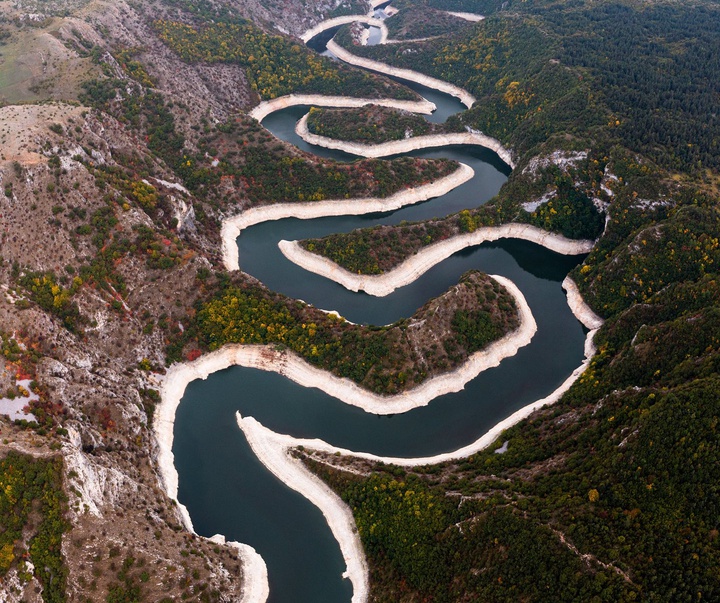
[171,25,590,603]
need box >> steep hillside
[0,0,523,600]
[298,1,720,601]
[1,0,718,601]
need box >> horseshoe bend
[0,1,718,603]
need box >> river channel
[172,37,588,603]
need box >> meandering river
[172,34,588,603]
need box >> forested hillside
[0,0,481,600]
[0,0,718,599]
[166,270,519,394]
[303,0,720,601]
[339,0,720,173]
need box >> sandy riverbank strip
[237,411,369,603]
[561,276,604,330]
[279,224,595,297]
[156,357,273,602]
[327,40,476,108]
[235,543,269,603]
[248,94,435,122]
[220,162,474,271]
[296,112,514,168]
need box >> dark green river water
[173,54,587,602]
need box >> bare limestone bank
[249,93,435,122]
[280,225,594,296]
[296,110,515,167]
[327,40,477,108]
[221,162,474,271]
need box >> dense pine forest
[339,0,720,173]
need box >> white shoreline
[299,8,483,52]
[279,224,595,297]
[236,543,269,603]
[300,15,385,43]
[296,111,515,168]
[303,10,469,49]
[154,273,537,602]
[153,14,605,601]
[153,274,535,521]
[238,412,369,603]
[153,273,536,530]
[236,318,601,603]
[155,370,270,602]
[156,358,272,603]
[239,328,598,469]
[155,275,534,421]
[327,39,476,108]
[248,94,435,122]
[220,162,474,271]
[446,11,485,22]
[561,276,604,330]
[208,536,270,603]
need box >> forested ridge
[308,266,720,600]
[1,0,717,598]
[301,169,605,275]
[306,105,436,144]
[167,270,520,395]
[339,0,720,174]
[381,0,473,40]
[300,0,720,600]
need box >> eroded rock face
[0,96,253,599]
[1,0,355,122]
[0,0,376,595]
[225,0,368,37]
[0,1,533,600]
